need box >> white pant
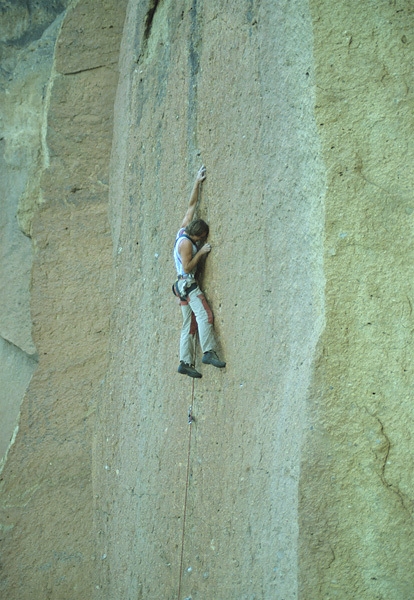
[179,285,216,365]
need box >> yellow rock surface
[0,1,412,598]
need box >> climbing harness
[177,378,195,600]
[172,275,198,301]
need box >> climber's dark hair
[185,219,209,238]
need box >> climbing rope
[177,377,195,600]
[177,177,202,599]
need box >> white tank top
[173,228,198,277]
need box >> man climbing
[173,165,226,378]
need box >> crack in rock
[365,408,412,515]
[143,0,161,44]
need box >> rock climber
[173,165,226,378]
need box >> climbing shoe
[178,362,202,378]
[202,351,226,368]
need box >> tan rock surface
[0,11,65,355]
[0,338,36,461]
[299,2,414,598]
[94,1,324,598]
[0,1,66,468]
[0,1,412,599]
[0,1,127,597]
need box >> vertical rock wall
[0,1,127,598]
[0,3,67,463]
[94,1,324,598]
[0,1,412,599]
[299,1,414,598]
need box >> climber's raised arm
[181,165,206,228]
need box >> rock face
[0,1,412,599]
[95,1,325,599]
[299,2,414,598]
[0,0,128,597]
[0,4,68,462]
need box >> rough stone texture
[0,338,36,461]
[299,2,414,598]
[94,1,324,599]
[0,13,64,349]
[0,0,127,597]
[0,0,413,599]
[0,1,68,54]
[0,0,67,465]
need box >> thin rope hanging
[177,378,195,600]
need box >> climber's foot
[178,362,202,378]
[202,351,226,368]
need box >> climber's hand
[196,165,206,183]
